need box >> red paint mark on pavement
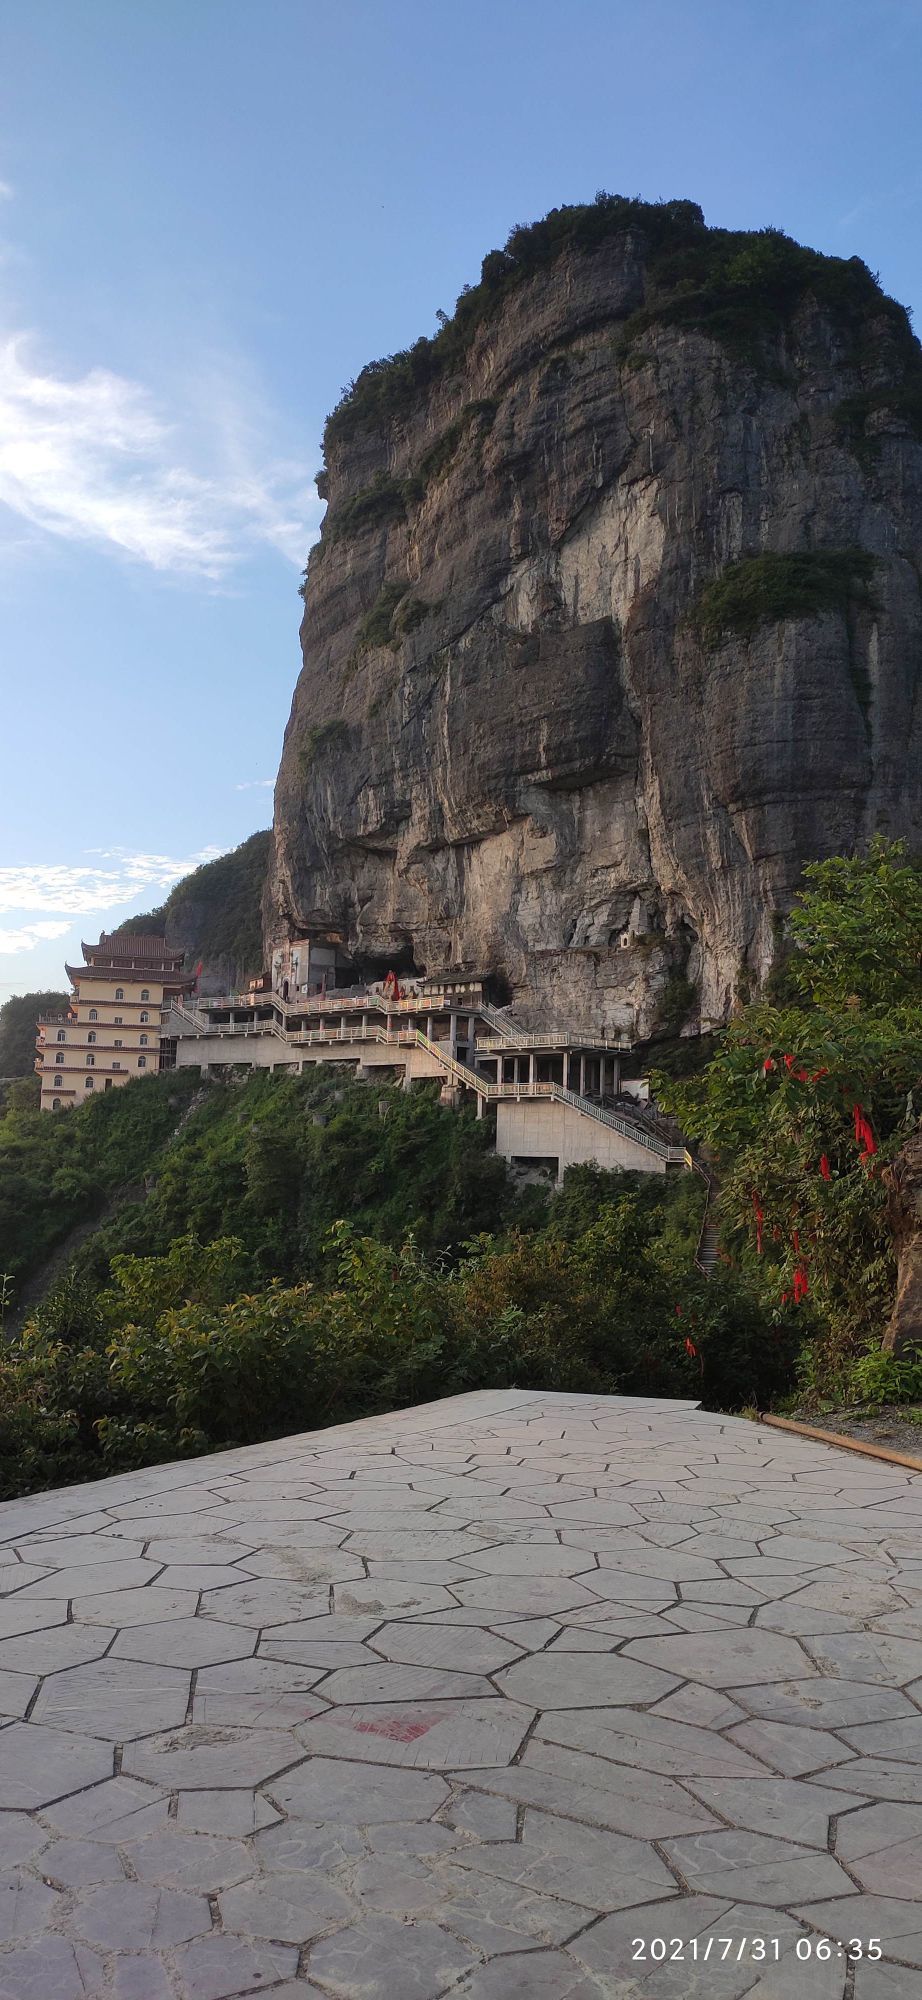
[334,1710,443,1744]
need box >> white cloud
[0,335,322,579]
[0,183,13,203]
[0,848,222,917]
[0,920,70,954]
[235,779,275,791]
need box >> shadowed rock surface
[268,199,922,1037]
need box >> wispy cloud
[235,779,275,791]
[0,335,321,579]
[0,848,222,917]
[0,920,71,955]
[0,183,13,204]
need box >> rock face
[268,199,922,1038]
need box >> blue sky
[2,0,920,999]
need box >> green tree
[655,840,922,1397]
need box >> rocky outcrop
[268,198,922,1040]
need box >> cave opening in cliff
[356,945,421,984]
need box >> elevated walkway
[165,990,684,1181]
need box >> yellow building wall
[38,975,167,1111]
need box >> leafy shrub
[845,1346,922,1410]
[298,718,350,768]
[691,549,876,646]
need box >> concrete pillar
[427,1014,434,1041]
[529,1052,536,1087]
[476,1092,484,1119]
[579,1055,586,1096]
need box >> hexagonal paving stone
[118,1828,254,1892]
[41,1775,170,1843]
[267,1756,449,1822]
[31,1658,192,1739]
[319,1664,496,1704]
[198,1578,332,1627]
[0,1815,47,1872]
[15,1558,162,1598]
[0,1668,38,1718]
[496,1650,679,1709]
[124,1723,300,1791]
[662,1827,855,1904]
[72,1880,212,1949]
[171,1935,299,1998]
[39,1839,125,1888]
[72,1585,199,1626]
[333,1578,461,1616]
[0,1869,62,1943]
[11,1536,146,1567]
[308,1912,474,2000]
[449,1576,600,1615]
[293,1698,534,1769]
[452,1806,677,1912]
[113,1617,256,1668]
[219,1871,354,1941]
[0,1935,105,2000]
[737,1678,918,1730]
[835,1800,922,1896]
[371,1622,523,1673]
[0,1722,113,1807]
[0,1624,116,1674]
[621,1628,817,1687]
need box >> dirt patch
[793,1404,922,1458]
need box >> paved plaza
[2,1391,922,1997]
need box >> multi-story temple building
[35,933,193,1113]
[36,931,686,1182]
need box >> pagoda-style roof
[81,931,185,968]
[67,963,194,988]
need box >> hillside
[123,829,270,992]
[268,194,922,1041]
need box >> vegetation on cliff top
[323,192,918,449]
[122,830,271,980]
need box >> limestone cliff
[268,197,922,1039]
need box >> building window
[89,1008,97,1021]
[87,1031,96,1044]
[53,1075,62,1088]
[112,1062,121,1072]
[115,987,124,1000]
[138,1055,147,1069]
[104,1078,113,1090]
[140,989,150,1001]
[114,1016,123,1025]
[56,1029,66,1042]
[139,1033,148,1046]
[85,1077,94,1090]
[86,1054,94,1067]
[140,1011,149,1024]
[114,1038,122,1048]
[53,1098,61,1109]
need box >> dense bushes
[691,550,876,646]
[0,1071,202,1290]
[1,1172,803,1498]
